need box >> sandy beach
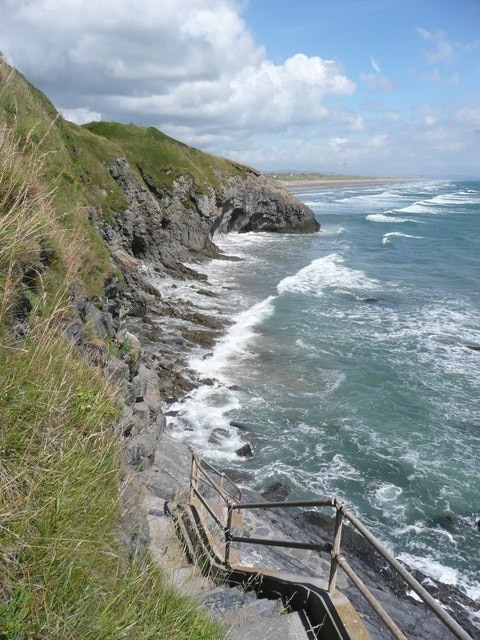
[279,177,419,189]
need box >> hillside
[0,58,318,638]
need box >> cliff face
[0,59,321,591]
[102,157,319,277]
[217,173,319,234]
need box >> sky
[0,0,479,178]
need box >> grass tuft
[0,60,221,640]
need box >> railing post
[328,504,344,593]
[189,454,198,504]
[225,502,234,566]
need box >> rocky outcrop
[216,173,320,234]
[104,158,219,271]
[71,155,320,565]
[102,157,319,278]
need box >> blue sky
[0,0,479,177]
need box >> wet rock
[235,443,253,458]
[428,512,457,532]
[181,328,217,348]
[261,482,289,502]
[196,288,219,298]
[128,303,148,318]
[230,420,261,432]
[215,173,320,235]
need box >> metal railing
[189,453,472,640]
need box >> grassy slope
[0,61,221,639]
[83,121,255,192]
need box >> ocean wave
[430,191,480,206]
[382,231,424,245]
[169,384,245,461]
[190,295,277,381]
[366,213,420,223]
[397,553,459,586]
[276,252,380,297]
[395,202,432,214]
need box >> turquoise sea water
[168,180,480,602]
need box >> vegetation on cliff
[0,59,223,639]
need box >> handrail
[189,453,473,640]
[191,452,241,502]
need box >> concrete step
[170,566,214,597]
[219,596,284,627]
[225,610,310,640]
[196,584,258,616]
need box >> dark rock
[128,303,148,318]
[124,418,166,471]
[261,482,289,502]
[214,174,320,235]
[196,288,219,298]
[181,328,217,348]
[230,420,261,432]
[235,444,253,458]
[428,512,457,532]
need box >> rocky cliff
[101,156,319,272]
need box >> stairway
[195,585,311,639]
[144,494,312,639]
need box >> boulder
[261,482,290,502]
[235,443,253,458]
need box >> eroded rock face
[104,158,319,276]
[105,158,219,271]
[216,173,320,234]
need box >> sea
[166,179,480,606]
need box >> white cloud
[0,0,355,141]
[416,28,455,67]
[0,1,479,177]
[370,57,381,75]
[60,106,101,125]
[455,106,480,127]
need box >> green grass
[83,121,253,192]
[0,328,222,640]
[0,59,222,640]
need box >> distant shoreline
[277,177,420,189]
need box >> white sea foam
[366,213,420,223]
[430,191,480,205]
[397,553,459,586]
[396,202,432,214]
[382,231,423,245]
[168,384,247,461]
[276,252,380,297]
[189,295,276,381]
[375,483,403,501]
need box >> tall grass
[0,86,221,639]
